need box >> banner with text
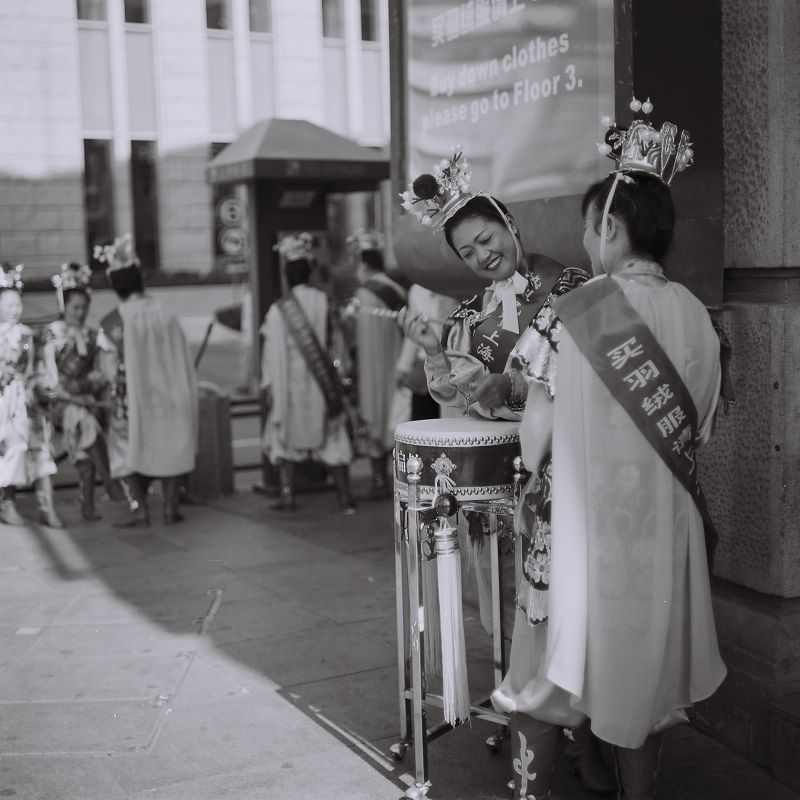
[407,0,615,202]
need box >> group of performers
[0,234,197,529]
[396,100,729,799]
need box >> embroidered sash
[275,293,345,419]
[553,276,719,568]
[363,276,407,312]
[470,262,565,372]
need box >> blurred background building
[0,0,390,278]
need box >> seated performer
[401,151,614,794]
[261,233,355,514]
[349,230,407,497]
[0,263,63,527]
[95,235,198,526]
[496,100,728,800]
[43,262,117,520]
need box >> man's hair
[286,258,312,288]
[108,264,144,300]
[581,174,676,261]
[360,249,384,272]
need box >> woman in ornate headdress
[495,99,728,800]
[0,263,63,527]
[400,152,615,794]
[42,263,117,520]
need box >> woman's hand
[472,373,512,409]
[398,310,442,356]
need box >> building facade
[0,0,390,278]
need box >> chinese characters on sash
[607,336,696,475]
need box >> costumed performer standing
[43,262,119,521]
[95,235,198,527]
[493,99,728,800]
[261,233,356,514]
[400,151,614,793]
[0,263,63,528]
[349,230,408,497]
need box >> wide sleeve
[39,326,60,392]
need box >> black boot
[564,720,617,794]
[76,459,101,521]
[369,455,390,499]
[162,476,184,524]
[330,464,356,515]
[508,712,560,799]
[612,733,663,800]
[271,462,296,511]
[114,474,150,528]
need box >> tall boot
[330,464,356,515]
[85,440,124,501]
[612,733,663,800]
[114,473,150,528]
[369,454,390,499]
[76,459,101,521]
[161,476,184,524]
[564,720,617,794]
[508,712,560,800]
[271,462,296,511]
[35,476,64,528]
[0,486,25,526]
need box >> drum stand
[390,456,526,799]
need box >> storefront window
[130,141,160,270]
[76,0,106,21]
[206,0,230,30]
[124,0,149,24]
[249,0,272,33]
[83,139,115,263]
[360,0,378,41]
[321,0,344,38]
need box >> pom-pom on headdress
[345,229,385,254]
[93,233,140,275]
[273,232,314,263]
[595,96,694,268]
[597,96,694,186]
[0,263,24,292]
[52,262,92,311]
[400,147,474,230]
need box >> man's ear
[601,212,619,241]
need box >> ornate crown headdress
[345,229,385,254]
[0,263,24,291]
[597,96,694,185]
[93,233,140,274]
[52,262,92,311]
[400,147,475,230]
[273,232,314,262]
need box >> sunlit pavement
[1,470,798,800]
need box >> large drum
[394,418,521,502]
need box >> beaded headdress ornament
[0,263,24,292]
[52,263,92,311]
[595,96,694,266]
[274,232,314,263]
[345,229,385,254]
[93,233,140,275]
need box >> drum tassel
[422,549,442,677]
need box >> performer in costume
[95,235,198,527]
[349,230,407,497]
[261,233,355,514]
[493,99,728,800]
[0,263,63,528]
[43,263,118,520]
[401,152,614,794]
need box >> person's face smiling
[450,215,519,282]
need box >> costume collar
[485,270,529,334]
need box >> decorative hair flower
[345,229,385,254]
[596,97,694,185]
[52,262,92,311]
[274,232,314,262]
[93,233,140,273]
[400,147,475,230]
[0,263,24,291]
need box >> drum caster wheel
[486,731,504,753]
[390,741,408,760]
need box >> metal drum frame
[390,455,526,798]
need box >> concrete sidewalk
[1,472,798,800]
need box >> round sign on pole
[217,197,247,226]
[219,226,248,256]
